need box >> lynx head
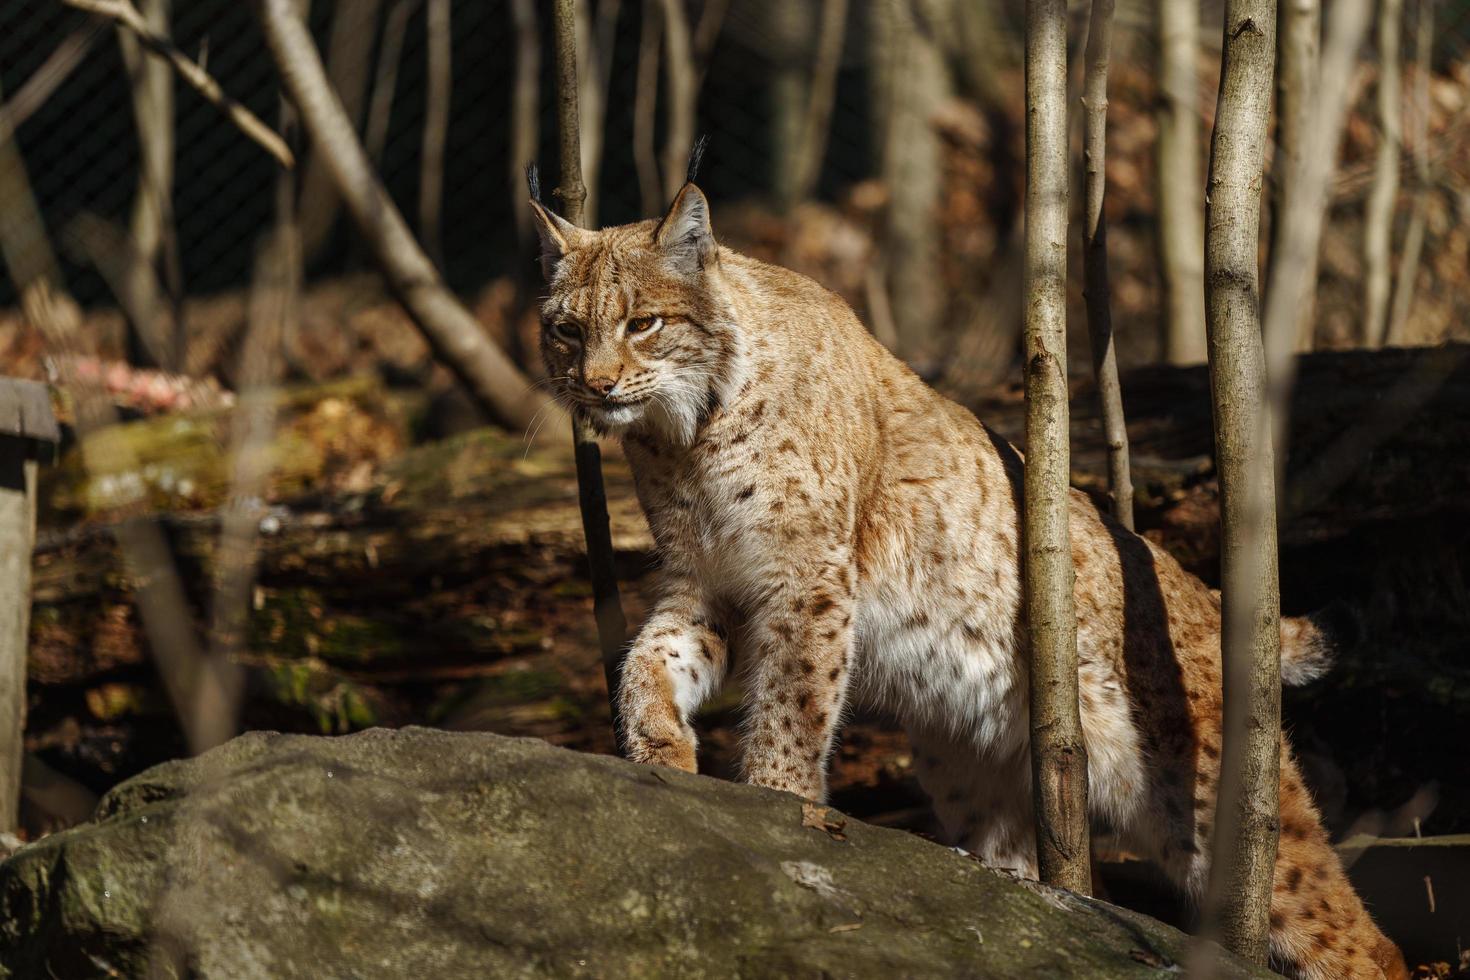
[530,183,738,444]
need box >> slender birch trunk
[1024,0,1091,897]
[1363,0,1403,346]
[1270,0,1321,349]
[298,0,384,261]
[1081,0,1133,530]
[1386,0,1432,346]
[789,0,849,208]
[551,0,628,739]
[633,1,663,215]
[574,0,620,226]
[419,0,451,269]
[869,0,949,372]
[657,0,695,200]
[1156,0,1208,364]
[1263,0,1374,476]
[364,0,415,170]
[1200,0,1281,965]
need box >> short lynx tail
[1280,600,1361,686]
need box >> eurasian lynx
[530,183,1406,980]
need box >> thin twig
[62,0,294,167]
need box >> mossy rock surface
[0,728,1271,979]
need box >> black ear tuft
[526,162,542,204]
[685,135,709,185]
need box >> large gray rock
[0,728,1269,978]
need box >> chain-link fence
[0,0,891,309]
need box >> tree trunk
[419,0,451,270]
[788,0,849,209]
[633,1,663,215]
[574,0,620,226]
[1200,0,1280,966]
[768,0,814,211]
[298,0,384,262]
[364,0,415,170]
[253,0,548,434]
[1269,0,1321,350]
[551,0,628,740]
[869,0,950,373]
[1263,0,1374,478]
[1386,0,1432,346]
[657,0,695,200]
[1363,0,1403,347]
[1023,0,1091,897]
[1081,0,1133,531]
[117,0,183,372]
[1156,0,1208,364]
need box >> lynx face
[531,186,736,443]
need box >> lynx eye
[550,321,582,343]
[625,316,663,336]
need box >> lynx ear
[654,183,716,274]
[528,199,584,280]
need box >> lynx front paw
[624,720,697,773]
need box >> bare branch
[254,0,547,433]
[0,20,104,134]
[61,0,295,168]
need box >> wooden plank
[0,379,59,445]
[0,445,38,830]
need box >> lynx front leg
[741,573,855,801]
[617,588,729,772]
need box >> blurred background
[2,2,1468,950]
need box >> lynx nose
[584,372,621,397]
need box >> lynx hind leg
[1267,760,1408,980]
[907,728,1038,878]
[1139,733,1406,980]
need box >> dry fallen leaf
[1128,948,1172,968]
[801,802,848,842]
